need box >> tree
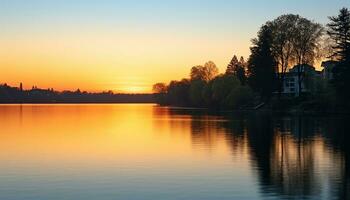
[152,83,167,94]
[248,25,277,100]
[167,79,191,106]
[189,79,206,106]
[226,55,247,85]
[327,8,350,105]
[265,14,324,97]
[203,61,219,81]
[327,8,350,60]
[190,61,219,82]
[292,18,324,97]
[225,85,254,109]
[236,57,247,85]
[190,65,206,81]
[201,82,213,106]
[267,14,300,96]
[211,74,240,107]
[226,55,239,74]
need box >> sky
[0,0,349,93]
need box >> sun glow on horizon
[0,0,347,93]
[117,86,151,94]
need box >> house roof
[289,64,316,73]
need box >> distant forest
[153,8,350,112]
[0,84,154,103]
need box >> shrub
[225,86,254,109]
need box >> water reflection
[0,104,349,200]
[167,108,350,199]
[247,115,322,199]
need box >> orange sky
[0,1,346,93]
[0,29,248,93]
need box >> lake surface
[0,104,349,200]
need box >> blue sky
[1,0,348,31]
[1,0,348,22]
[2,0,348,46]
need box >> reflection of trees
[245,114,350,199]
[321,117,350,200]
[268,116,320,197]
[165,109,243,150]
[165,109,248,153]
[268,132,319,197]
[219,113,247,154]
[190,115,225,149]
[211,113,349,199]
[188,112,247,153]
[245,114,320,198]
[245,114,275,189]
[160,107,350,199]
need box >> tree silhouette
[292,18,324,96]
[265,14,300,96]
[248,25,277,100]
[190,65,206,81]
[327,8,350,60]
[262,14,325,97]
[189,79,206,106]
[226,55,247,85]
[152,83,167,94]
[203,61,219,81]
[226,55,239,74]
[327,8,350,106]
[152,83,168,105]
[167,79,191,106]
[190,61,219,82]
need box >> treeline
[153,8,350,111]
[153,60,253,109]
[0,84,154,103]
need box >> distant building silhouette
[0,83,155,103]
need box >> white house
[280,64,321,96]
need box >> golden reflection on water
[0,104,246,171]
[0,104,348,199]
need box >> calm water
[0,104,349,200]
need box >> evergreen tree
[226,55,246,85]
[247,25,277,100]
[328,8,350,60]
[226,55,239,74]
[327,8,350,105]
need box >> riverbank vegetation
[153,8,350,112]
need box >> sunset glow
[0,0,347,93]
[1,1,350,199]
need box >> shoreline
[0,103,348,115]
[164,105,350,115]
